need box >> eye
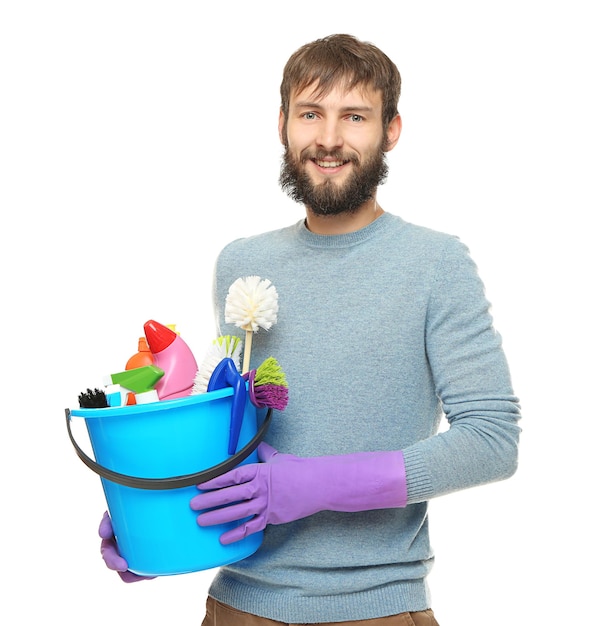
[349,114,364,122]
[302,112,318,120]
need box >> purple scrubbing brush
[245,357,289,411]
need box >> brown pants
[202,597,440,626]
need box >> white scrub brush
[225,276,279,374]
[191,335,243,394]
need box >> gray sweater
[208,212,521,623]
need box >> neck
[304,198,385,235]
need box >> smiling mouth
[313,159,348,168]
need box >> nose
[316,119,343,151]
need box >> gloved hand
[189,442,407,544]
[98,512,156,583]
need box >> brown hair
[280,34,401,131]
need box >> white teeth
[316,160,344,168]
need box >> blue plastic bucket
[66,388,271,576]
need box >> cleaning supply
[102,364,165,394]
[207,357,247,455]
[66,388,272,575]
[105,384,130,407]
[125,337,154,370]
[144,319,198,401]
[135,389,159,404]
[224,276,279,374]
[192,335,243,395]
[78,388,108,408]
[244,357,289,411]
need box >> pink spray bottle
[143,320,198,401]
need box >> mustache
[298,149,360,165]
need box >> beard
[279,144,389,216]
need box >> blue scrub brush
[207,357,247,455]
[191,335,243,395]
[206,356,289,455]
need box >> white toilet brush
[224,276,279,374]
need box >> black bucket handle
[65,407,272,490]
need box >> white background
[1,1,614,624]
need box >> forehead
[290,81,383,111]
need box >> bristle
[221,335,243,361]
[252,383,288,411]
[247,357,289,410]
[225,276,279,332]
[192,335,243,394]
[78,388,109,408]
[254,357,288,387]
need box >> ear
[278,109,287,145]
[384,114,402,152]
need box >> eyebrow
[293,101,375,114]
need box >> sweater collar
[295,212,395,249]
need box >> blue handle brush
[207,357,247,456]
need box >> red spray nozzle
[143,319,177,354]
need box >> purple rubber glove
[190,442,407,545]
[98,512,155,583]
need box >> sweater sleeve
[403,238,521,503]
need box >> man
[100,34,521,625]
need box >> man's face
[279,83,391,216]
